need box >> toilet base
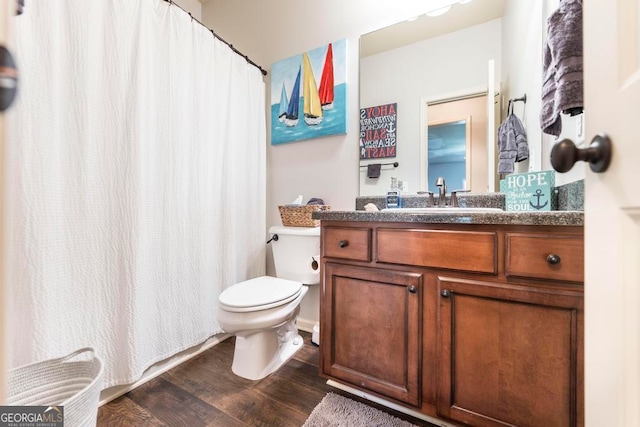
[231,318,304,381]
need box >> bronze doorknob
[550,134,612,173]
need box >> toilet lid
[219,276,303,312]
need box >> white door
[0,0,16,405]
[584,1,640,425]
[0,0,13,404]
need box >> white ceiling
[360,0,505,58]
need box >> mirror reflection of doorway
[428,119,469,193]
[424,94,488,193]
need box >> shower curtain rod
[164,0,267,76]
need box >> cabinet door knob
[440,289,451,298]
[338,240,349,248]
[408,285,417,294]
[546,254,561,265]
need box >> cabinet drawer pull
[408,285,417,294]
[441,289,451,298]
[546,254,561,265]
[339,240,349,248]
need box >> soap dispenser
[386,177,402,208]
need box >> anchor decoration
[529,189,549,210]
[501,170,555,212]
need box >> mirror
[359,0,545,196]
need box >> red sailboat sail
[318,43,334,109]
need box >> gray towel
[540,0,583,136]
[367,163,381,178]
[306,198,325,205]
[498,114,529,174]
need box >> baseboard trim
[325,380,459,427]
[99,333,231,406]
[297,317,317,334]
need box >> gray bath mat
[302,392,418,427]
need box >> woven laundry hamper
[7,347,104,427]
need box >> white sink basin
[382,207,503,213]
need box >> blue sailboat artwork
[283,66,301,127]
[270,38,347,145]
[278,82,289,123]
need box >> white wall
[360,19,502,196]
[501,1,543,174]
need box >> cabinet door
[320,263,422,406]
[437,277,583,427]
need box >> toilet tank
[269,225,320,285]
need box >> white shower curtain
[6,0,266,388]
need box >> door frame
[0,0,13,404]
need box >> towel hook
[508,94,527,116]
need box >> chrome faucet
[435,177,447,207]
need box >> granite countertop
[332,189,584,226]
[312,209,583,226]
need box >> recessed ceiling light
[426,5,451,17]
[406,16,420,22]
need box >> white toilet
[217,225,320,380]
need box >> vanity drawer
[505,233,584,283]
[323,227,371,262]
[377,229,497,273]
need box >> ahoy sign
[360,103,397,159]
[500,170,556,212]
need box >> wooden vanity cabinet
[437,277,583,427]
[321,262,422,406]
[319,221,584,427]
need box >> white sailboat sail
[278,82,288,123]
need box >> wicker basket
[278,205,330,227]
[7,347,104,427]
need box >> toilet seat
[219,276,303,313]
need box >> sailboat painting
[318,43,334,110]
[302,52,323,126]
[283,66,301,127]
[270,39,347,145]
[278,81,289,123]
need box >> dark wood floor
[97,332,437,426]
